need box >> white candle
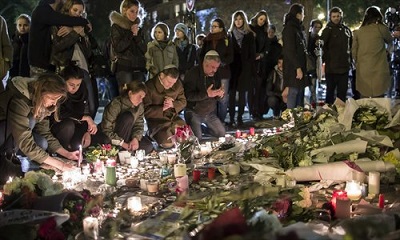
[167,153,177,164]
[136,149,145,161]
[127,196,142,212]
[174,163,187,177]
[368,171,380,195]
[130,156,139,169]
[83,217,99,239]
[78,144,82,167]
[345,180,362,201]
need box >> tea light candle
[167,153,177,164]
[83,217,99,239]
[130,156,139,169]
[228,163,240,176]
[345,181,362,201]
[146,180,159,194]
[368,171,380,195]
[174,163,187,177]
[127,196,142,212]
[159,152,168,164]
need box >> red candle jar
[378,194,385,209]
[331,190,347,210]
[193,169,201,182]
[208,167,216,180]
[235,130,241,138]
[249,127,255,136]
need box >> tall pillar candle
[368,171,380,195]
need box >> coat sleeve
[34,117,63,153]
[145,42,155,73]
[282,26,301,69]
[110,24,133,54]
[184,69,208,102]
[131,104,144,141]
[8,99,50,163]
[100,99,124,142]
[351,30,358,62]
[172,81,187,113]
[51,26,80,53]
[143,87,164,119]
[1,16,13,63]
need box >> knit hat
[205,50,219,57]
[174,23,188,37]
[163,64,178,71]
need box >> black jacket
[184,64,221,116]
[109,11,146,72]
[10,32,30,77]
[28,1,88,70]
[320,21,352,74]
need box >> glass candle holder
[147,179,159,195]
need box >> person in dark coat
[282,3,309,109]
[228,10,256,127]
[266,55,286,118]
[184,50,225,141]
[200,18,234,124]
[10,14,31,78]
[50,65,98,151]
[249,10,270,120]
[173,23,197,82]
[28,0,89,76]
[143,65,186,148]
[320,7,352,104]
[109,0,147,92]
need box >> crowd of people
[0,0,400,178]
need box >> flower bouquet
[171,125,200,164]
[85,144,119,162]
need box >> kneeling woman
[0,73,79,173]
[99,81,153,153]
[50,65,98,151]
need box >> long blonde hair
[29,74,67,121]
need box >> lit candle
[235,130,241,138]
[127,196,142,212]
[331,190,347,210]
[78,144,82,167]
[167,153,177,164]
[368,171,380,195]
[130,156,139,169]
[378,194,385,209]
[345,181,362,201]
[228,163,240,176]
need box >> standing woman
[200,18,234,124]
[282,3,308,109]
[249,10,269,120]
[110,0,147,92]
[228,10,256,127]
[10,14,31,78]
[146,22,179,80]
[173,23,196,82]
[0,15,13,92]
[352,6,392,98]
[99,81,153,154]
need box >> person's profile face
[129,90,146,106]
[69,4,84,17]
[124,5,139,22]
[42,93,63,108]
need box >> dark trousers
[228,89,246,123]
[325,72,349,104]
[267,96,286,117]
[51,118,88,151]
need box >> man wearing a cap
[183,50,226,141]
[143,65,186,148]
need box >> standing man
[320,7,352,104]
[29,0,89,77]
[184,50,225,141]
[143,65,186,149]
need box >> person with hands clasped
[183,50,226,141]
[98,81,154,154]
[0,73,79,173]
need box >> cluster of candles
[235,127,256,138]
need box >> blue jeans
[286,87,305,109]
[184,110,226,141]
[217,78,229,122]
